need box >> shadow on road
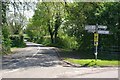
[2,42,62,70]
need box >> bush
[10,35,26,47]
[58,34,78,49]
[36,34,79,49]
[2,38,11,54]
[41,36,51,46]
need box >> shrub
[58,34,78,49]
[10,35,26,47]
[36,34,79,49]
[2,38,11,54]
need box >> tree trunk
[54,13,61,43]
[54,28,58,43]
[47,20,54,43]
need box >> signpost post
[85,24,109,63]
[94,24,98,62]
[94,33,98,61]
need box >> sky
[7,0,38,20]
[7,0,119,21]
[7,0,73,20]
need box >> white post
[94,24,98,62]
[95,45,98,61]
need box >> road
[1,42,119,78]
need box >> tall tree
[30,2,65,43]
[1,1,11,53]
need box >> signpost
[85,25,96,30]
[85,24,110,62]
[98,30,109,34]
[88,29,95,33]
[98,25,107,30]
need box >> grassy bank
[64,58,119,67]
[59,49,119,67]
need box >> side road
[2,42,64,69]
[1,42,119,78]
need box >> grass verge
[64,58,119,67]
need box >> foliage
[61,2,96,51]
[10,35,26,47]
[57,32,79,49]
[80,2,119,53]
[2,1,28,54]
[2,25,11,54]
[2,2,11,54]
[7,13,27,35]
[35,35,78,49]
[26,19,46,42]
[27,2,65,43]
[99,2,120,46]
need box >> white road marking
[2,69,21,74]
[32,47,40,57]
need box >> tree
[61,2,95,51]
[100,2,120,46]
[85,2,120,53]
[7,13,27,35]
[1,0,36,49]
[29,2,65,43]
[1,1,11,54]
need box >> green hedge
[36,35,78,49]
[10,35,26,47]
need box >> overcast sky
[7,0,38,20]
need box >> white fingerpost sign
[98,30,109,34]
[98,25,107,30]
[85,25,96,30]
[85,24,110,62]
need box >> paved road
[1,42,119,78]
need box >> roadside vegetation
[64,58,119,67]
[59,49,119,67]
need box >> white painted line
[3,69,20,74]
[32,47,40,57]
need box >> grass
[64,58,119,67]
[59,49,119,67]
